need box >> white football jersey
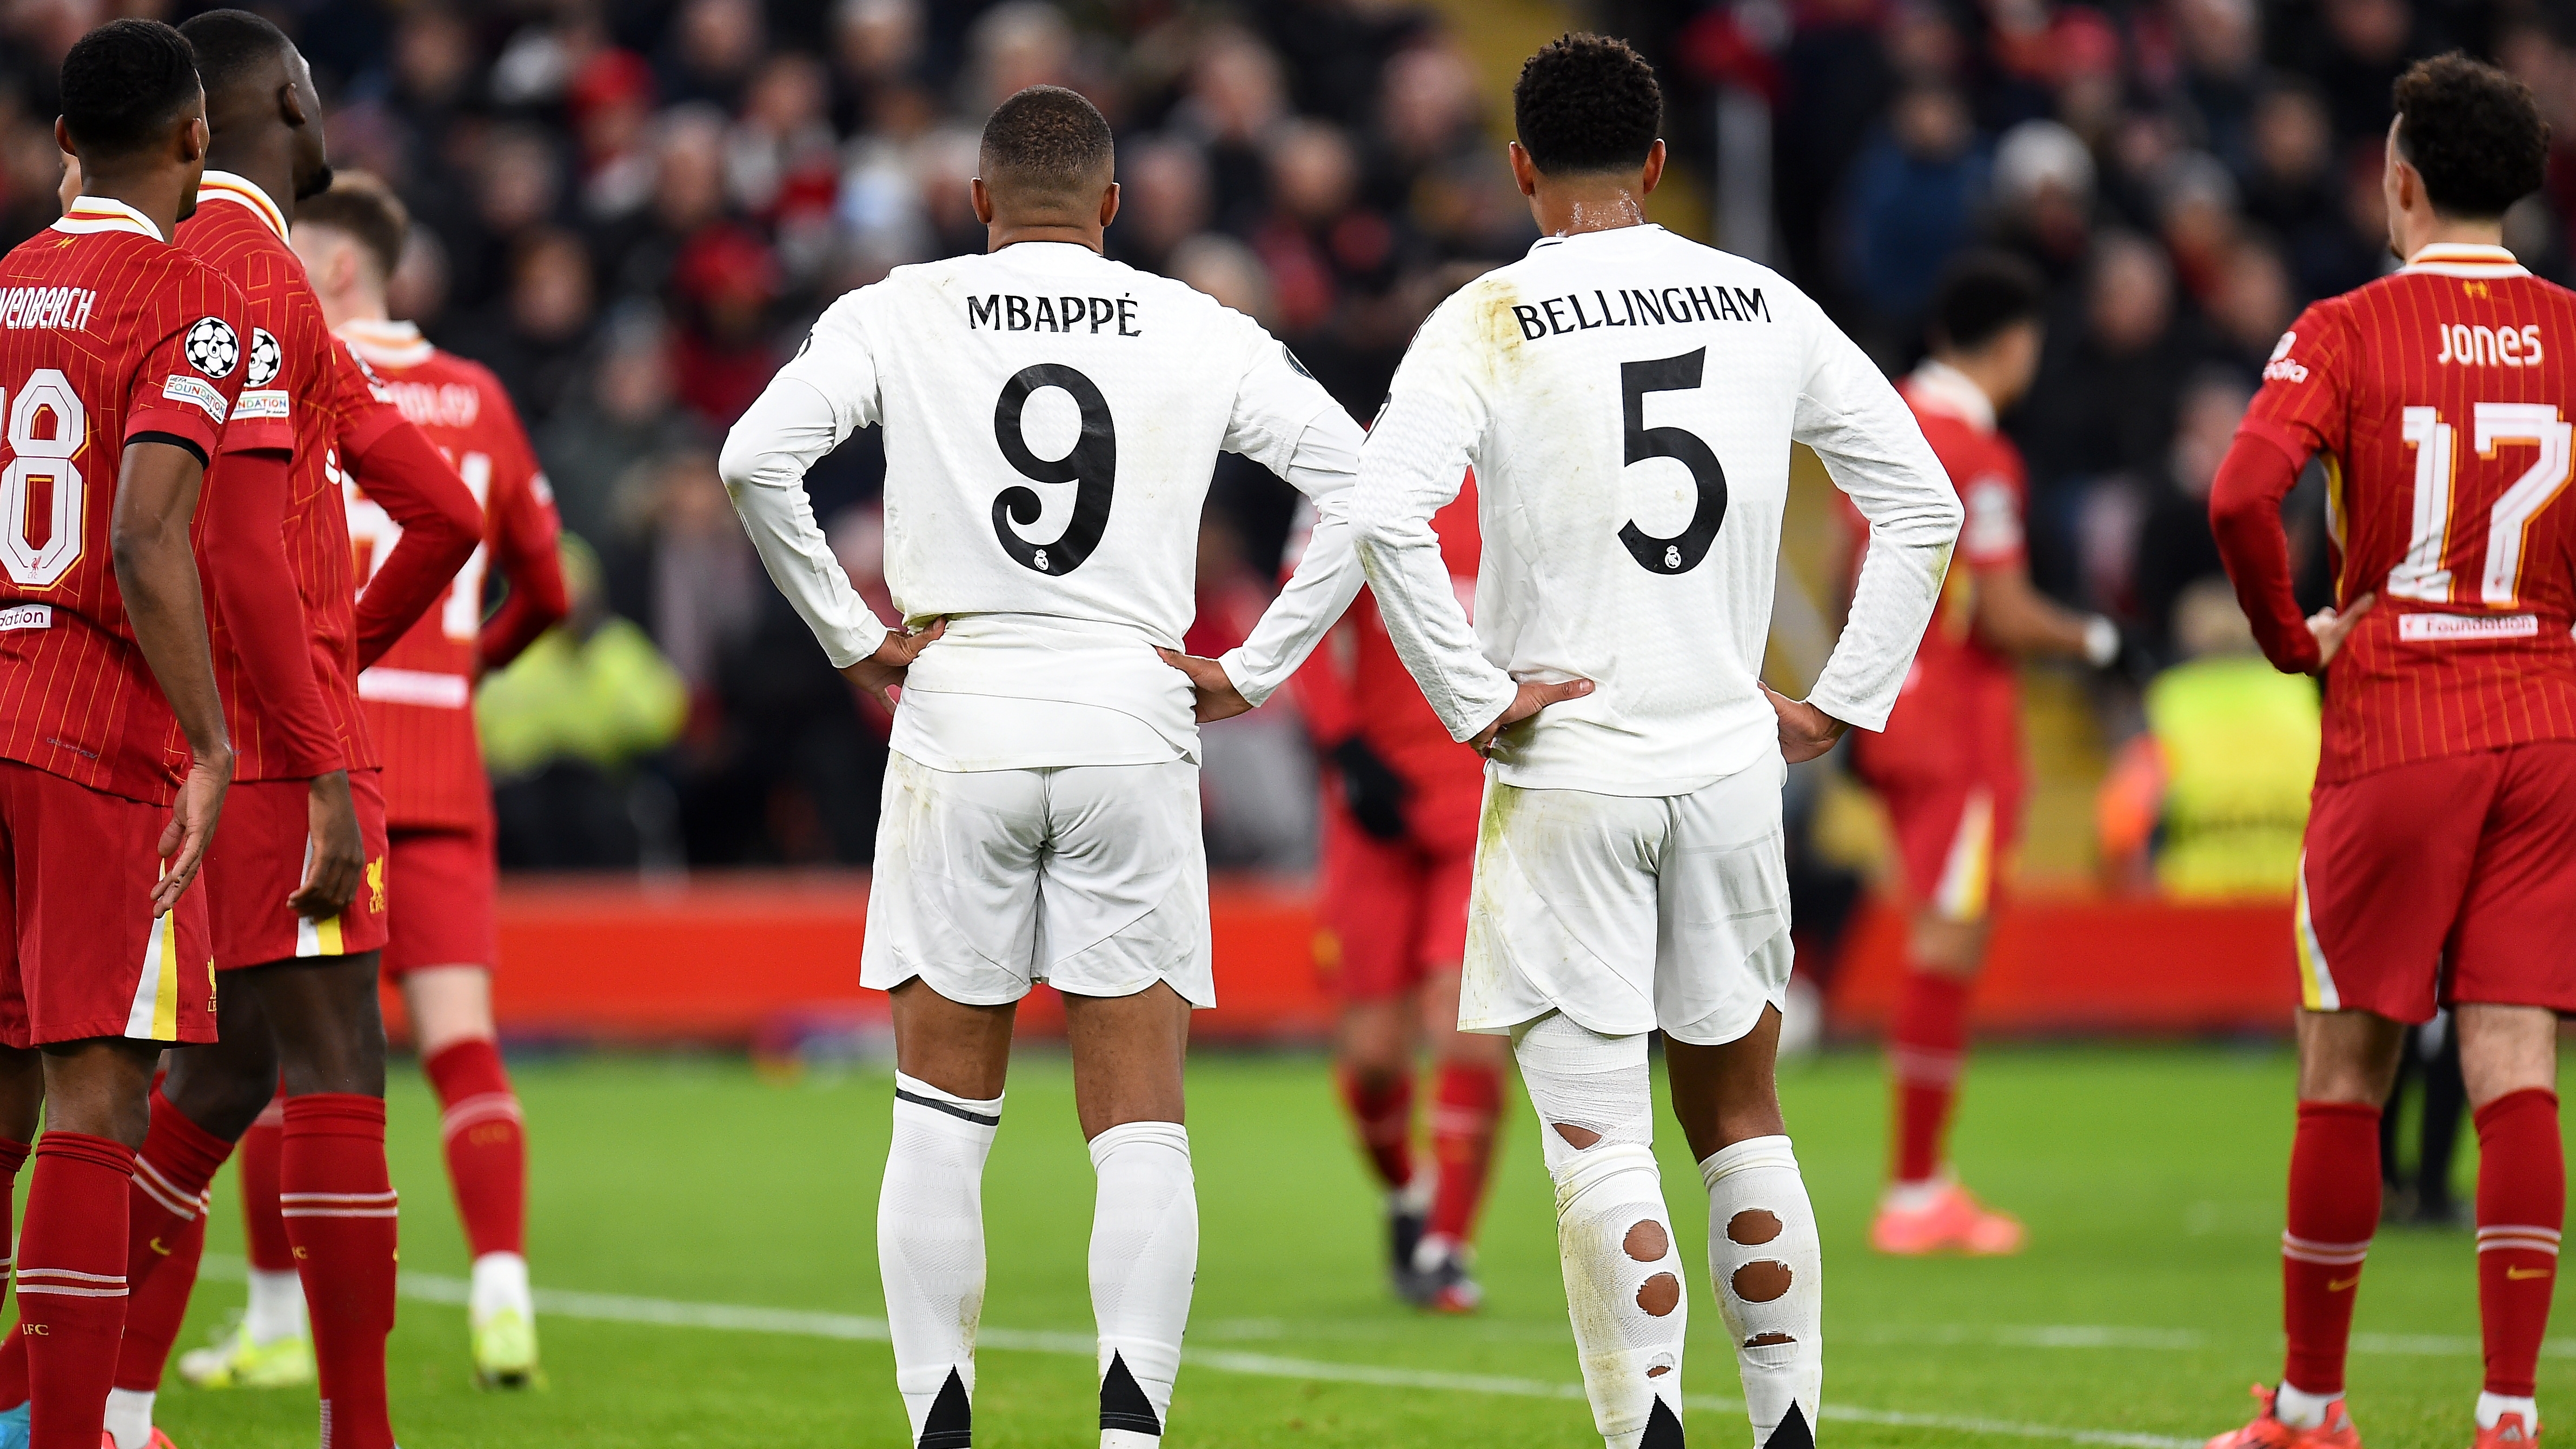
[721,240,1365,769]
[1355,224,1962,795]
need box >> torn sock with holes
[880,1073,1002,1448]
[2281,1100,2379,1402]
[1513,1014,1685,1449]
[2475,1088,2561,1413]
[1703,1135,1823,1449]
[1335,1064,1415,1193]
[1428,1061,1504,1247]
[1089,1120,1196,1448]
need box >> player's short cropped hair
[2393,53,2548,220]
[1513,33,1662,176]
[1929,250,2047,355]
[57,19,201,161]
[177,9,294,101]
[297,172,410,282]
[979,85,1114,201]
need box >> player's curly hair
[58,18,201,159]
[1929,250,2046,355]
[2393,53,2548,220]
[1513,33,1663,176]
[980,85,1114,193]
[297,172,411,282]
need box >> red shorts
[203,769,390,969]
[1314,803,1475,1003]
[1870,771,2025,925]
[2295,743,2576,1023]
[380,821,499,978]
[0,761,215,1047]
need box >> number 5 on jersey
[1618,348,1728,575]
[993,363,1116,576]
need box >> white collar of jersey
[51,195,164,242]
[2399,243,2528,278]
[990,240,1108,270]
[1906,357,1997,434]
[195,170,289,241]
[1529,222,1668,251]
[336,317,433,368]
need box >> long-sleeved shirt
[1353,223,1962,796]
[719,240,1366,770]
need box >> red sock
[282,1094,398,1449]
[1425,1061,1503,1244]
[1335,1062,1415,1193]
[1889,969,1971,1184]
[240,1095,293,1273]
[426,1039,527,1258]
[0,1134,29,1408]
[2474,1088,2564,1399]
[2281,1100,2380,1396]
[17,1132,135,1448]
[112,1091,235,1393]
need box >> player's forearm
[2208,432,2320,674]
[1974,568,2101,660]
[1352,396,1515,740]
[720,376,887,667]
[1220,415,1367,705]
[112,444,231,764]
[479,520,570,670]
[199,449,344,776]
[351,422,483,667]
[1809,461,1963,730]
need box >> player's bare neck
[1530,183,1648,238]
[202,136,296,225]
[76,163,188,240]
[2393,211,2507,262]
[986,223,1105,255]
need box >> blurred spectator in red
[668,223,783,429]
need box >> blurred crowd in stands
[0,0,2564,878]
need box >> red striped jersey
[2238,243,2576,783]
[0,197,252,803]
[178,172,406,783]
[340,320,560,831]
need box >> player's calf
[1702,1137,1823,1449]
[1088,1120,1196,1449]
[1515,1014,1686,1449]
[880,1072,1004,1448]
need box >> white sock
[1703,1135,1824,1448]
[469,1251,533,1326]
[2275,1383,2337,1430]
[2479,1392,2539,1431]
[1513,1013,1685,1449]
[103,1387,153,1449]
[244,1266,308,1345]
[880,1072,1003,1448]
[1088,1120,1196,1448]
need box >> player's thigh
[1459,781,1668,1036]
[1033,760,1211,1007]
[0,761,215,1052]
[1878,773,2010,928]
[861,753,1049,1006]
[1656,752,1793,1047]
[2296,753,2498,1023]
[1314,807,1431,1008]
[241,953,389,1097]
[381,825,499,980]
[2447,742,2576,1016]
[204,773,391,969]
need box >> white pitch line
[192,1257,2203,1448]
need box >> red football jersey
[2237,243,2576,783]
[1286,474,1485,848]
[1837,362,2028,783]
[0,198,251,803]
[340,320,561,832]
[178,173,406,785]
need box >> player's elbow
[715,431,766,499]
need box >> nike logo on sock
[2507,1266,2553,1280]
[2326,1275,2361,1291]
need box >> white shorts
[1459,750,1791,1045]
[861,753,1214,1007]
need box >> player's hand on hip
[2305,592,2376,668]
[1761,680,1850,764]
[1471,677,1595,755]
[1156,648,1253,723]
[153,745,233,918]
[291,769,364,920]
[842,619,947,713]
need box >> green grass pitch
[138,1043,2555,1448]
